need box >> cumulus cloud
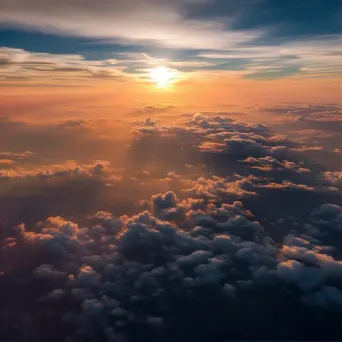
[132,113,292,160]
[0,161,112,180]
[184,176,257,199]
[241,156,310,173]
[0,111,341,341]
[1,189,341,341]
[308,203,342,235]
[131,114,339,195]
[324,171,342,186]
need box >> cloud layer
[0,0,259,50]
[0,109,341,341]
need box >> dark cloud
[0,111,342,341]
[309,204,342,234]
[1,190,341,341]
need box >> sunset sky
[0,2,342,342]
[1,0,341,114]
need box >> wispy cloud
[0,47,126,84]
[0,0,261,50]
[197,36,342,79]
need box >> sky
[0,0,341,110]
[0,1,342,342]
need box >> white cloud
[0,0,260,50]
[0,47,126,84]
[198,36,342,77]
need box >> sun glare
[150,66,174,88]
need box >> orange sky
[1,73,340,123]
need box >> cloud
[324,171,342,186]
[0,0,260,50]
[260,103,342,122]
[128,113,339,200]
[130,104,176,117]
[33,264,67,279]
[199,35,342,78]
[302,286,342,310]
[0,108,341,341]
[241,156,310,173]
[255,181,314,191]
[309,204,342,234]
[0,150,34,166]
[184,176,257,199]
[1,189,341,341]
[0,150,34,159]
[0,111,338,231]
[0,161,112,180]
[0,47,126,84]
[0,1,341,83]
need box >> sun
[150,66,174,88]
